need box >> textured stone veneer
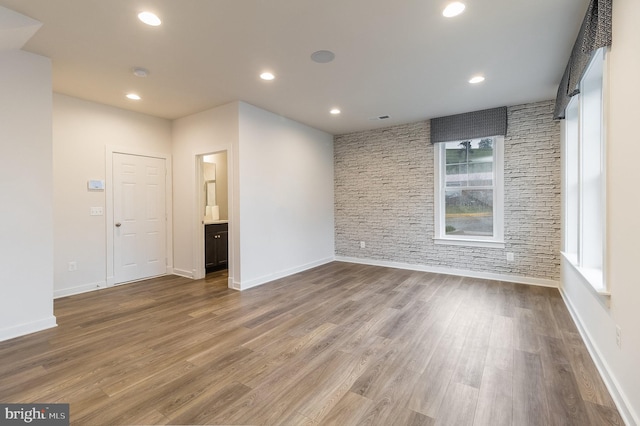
[334,100,561,281]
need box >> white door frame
[106,146,173,287]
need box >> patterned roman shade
[554,0,612,119]
[430,106,507,143]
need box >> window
[563,47,607,293]
[564,96,580,260]
[434,136,504,247]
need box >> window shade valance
[553,0,612,119]
[430,106,507,143]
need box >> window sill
[561,251,609,297]
[433,238,505,249]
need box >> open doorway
[198,151,229,276]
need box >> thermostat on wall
[88,180,105,191]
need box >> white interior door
[113,153,167,284]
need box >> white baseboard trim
[54,281,107,299]
[334,256,559,288]
[55,271,184,299]
[173,268,195,279]
[230,278,241,291]
[0,316,57,343]
[559,289,638,426]
[239,257,335,291]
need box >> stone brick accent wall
[334,100,561,281]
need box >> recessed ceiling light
[330,108,341,115]
[443,2,466,18]
[469,75,485,84]
[311,50,336,64]
[260,72,275,81]
[126,93,141,100]
[132,67,149,77]
[138,11,161,26]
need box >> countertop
[203,219,229,225]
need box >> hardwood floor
[0,262,624,425]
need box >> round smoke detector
[310,50,335,64]
[132,67,149,77]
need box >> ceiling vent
[369,115,391,121]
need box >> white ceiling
[0,0,587,135]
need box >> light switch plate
[90,207,104,216]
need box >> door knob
[115,222,122,227]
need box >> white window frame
[562,47,608,294]
[564,95,580,265]
[434,136,505,248]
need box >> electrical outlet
[360,241,366,249]
[68,261,77,272]
[616,326,622,348]
[506,252,514,262]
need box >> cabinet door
[205,226,215,268]
[214,230,228,266]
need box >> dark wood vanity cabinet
[205,223,228,272]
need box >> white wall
[237,102,335,289]
[561,0,640,423]
[0,49,55,341]
[52,94,172,297]
[53,96,333,296]
[172,101,334,290]
[171,102,239,282]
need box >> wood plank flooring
[0,262,624,425]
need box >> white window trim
[562,47,608,294]
[433,136,505,248]
[563,95,580,260]
[563,252,608,294]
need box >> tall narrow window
[434,136,504,247]
[562,47,607,292]
[564,96,580,263]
